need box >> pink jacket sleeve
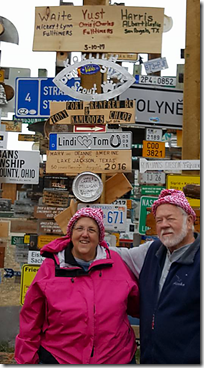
[15,261,50,364]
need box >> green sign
[139,196,158,235]
[13,117,47,124]
[141,186,165,196]
[11,236,25,245]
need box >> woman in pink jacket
[15,207,139,364]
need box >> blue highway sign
[15,77,80,118]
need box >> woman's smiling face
[71,217,99,261]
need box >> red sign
[74,125,106,133]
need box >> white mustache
[160,229,174,236]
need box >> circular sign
[72,172,103,202]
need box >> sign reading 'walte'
[49,132,132,151]
[46,150,132,174]
[49,100,135,124]
[33,6,164,53]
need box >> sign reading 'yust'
[33,6,164,53]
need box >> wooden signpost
[33,6,164,53]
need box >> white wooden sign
[140,158,200,174]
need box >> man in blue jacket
[112,189,200,364]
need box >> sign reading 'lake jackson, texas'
[33,6,164,53]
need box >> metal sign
[49,132,132,151]
[139,172,166,185]
[0,150,40,184]
[143,57,168,74]
[20,264,40,305]
[53,56,135,102]
[135,75,176,87]
[167,174,200,207]
[139,196,158,235]
[28,250,45,265]
[146,128,162,141]
[0,131,8,149]
[142,140,165,158]
[46,149,132,174]
[140,158,200,174]
[78,203,127,231]
[1,67,30,116]
[141,186,165,196]
[15,77,80,118]
[119,84,183,128]
[72,172,103,202]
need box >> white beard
[159,217,188,248]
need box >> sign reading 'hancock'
[49,132,132,150]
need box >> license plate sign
[78,203,127,231]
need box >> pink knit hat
[67,207,105,243]
[152,189,196,222]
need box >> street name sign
[139,196,158,235]
[49,132,132,150]
[15,77,80,118]
[119,84,183,128]
[140,158,200,174]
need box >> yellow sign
[37,235,61,248]
[142,140,165,158]
[0,69,4,83]
[20,264,40,305]
[167,175,200,207]
[112,232,120,247]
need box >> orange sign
[142,140,165,158]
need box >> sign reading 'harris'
[33,6,164,53]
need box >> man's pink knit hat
[152,189,196,222]
[67,207,105,243]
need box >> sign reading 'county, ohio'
[33,6,164,53]
[49,132,132,150]
[49,100,135,125]
[0,150,40,184]
[46,150,132,174]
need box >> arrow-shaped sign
[74,125,106,133]
[140,158,200,173]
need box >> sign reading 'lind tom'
[0,150,40,184]
[49,132,132,151]
[53,55,135,101]
[33,6,164,53]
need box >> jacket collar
[156,232,200,265]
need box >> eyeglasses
[73,226,98,235]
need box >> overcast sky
[1,0,188,149]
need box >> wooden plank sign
[46,150,132,174]
[38,220,64,235]
[0,221,10,238]
[49,100,135,125]
[1,120,22,132]
[42,190,69,207]
[34,205,65,219]
[33,6,164,53]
